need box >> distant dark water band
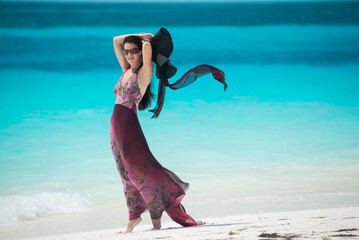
[1,2,359,28]
[2,51,359,72]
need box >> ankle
[126,216,142,233]
[151,218,161,229]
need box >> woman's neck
[130,62,141,73]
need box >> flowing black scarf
[148,64,227,119]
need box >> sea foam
[0,190,91,226]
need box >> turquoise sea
[1,1,359,238]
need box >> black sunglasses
[123,48,140,55]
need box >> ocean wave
[0,189,91,226]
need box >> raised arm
[139,34,153,87]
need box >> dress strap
[119,68,129,87]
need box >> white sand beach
[19,206,359,240]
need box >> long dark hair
[123,35,156,111]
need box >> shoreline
[8,206,359,240]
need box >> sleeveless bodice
[115,69,143,113]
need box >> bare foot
[125,217,142,233]
[151,218,161,230]
[149,227,160,231]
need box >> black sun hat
[150,28,177,80]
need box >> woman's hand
[140,32,154,41]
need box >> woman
[110,32,200,233]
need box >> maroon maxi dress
[110,68,200,226]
